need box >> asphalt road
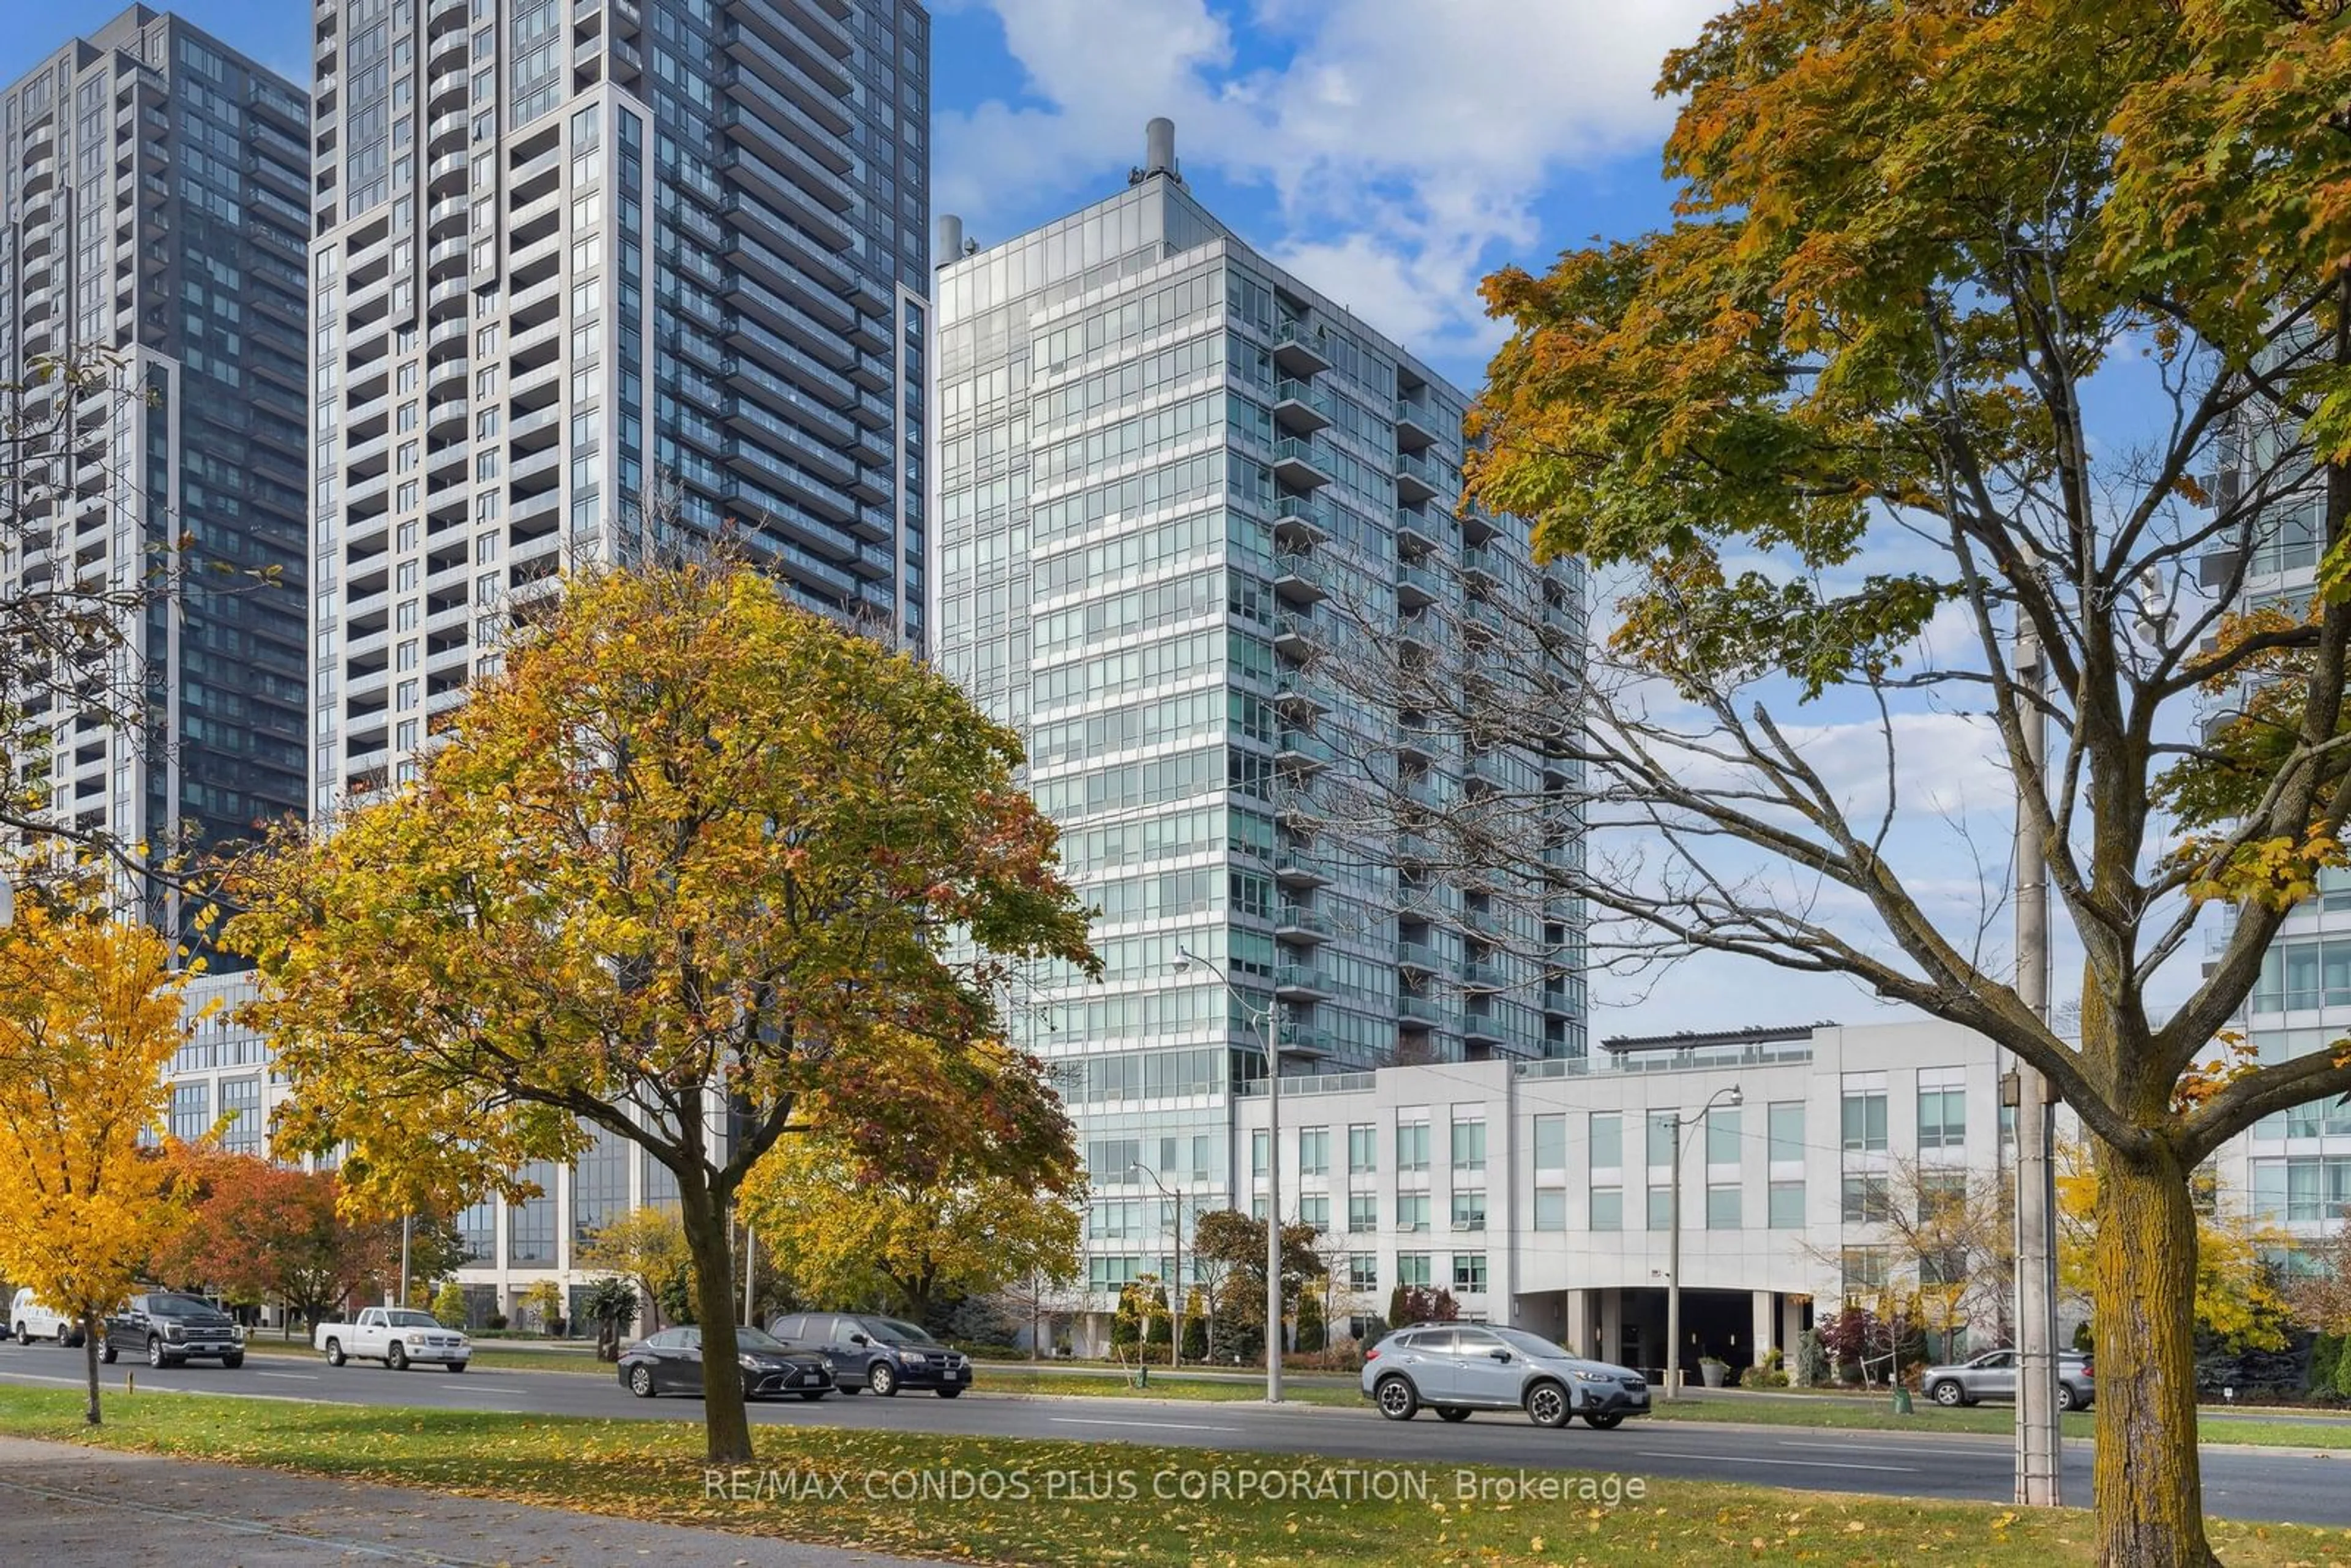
[1,1341,2342,1528]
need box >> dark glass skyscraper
[1,7,311,868]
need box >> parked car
[618,1325,833,1400]
[99,1292,243,1368]
[1360,1324,1652,1429]
[765,1311,972,1397]
[313,1307,472,1372]
[9,1288,85,1348]
[1922,1348,2094,1410]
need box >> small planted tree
[151,1152,400,1336]
[225,565,1095,1462]
[737,1033,1082,1326]
[430,1281,468,1330]
[0,903,203,1424]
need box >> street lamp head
[1725,1086,1744,1108]
[1173,946,1195,975]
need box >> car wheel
[146,1337,166,1369]
[56,1325,72,1348]
[935,1387,962,1400]
[2056,1382,2077,1412]
[388,1343,408,1371]
[1583,1411,1625,1430]
[868,1360,898,1397]
[1374,1374,1419,1421]
[1525,1380,1571,1429]
[12,1322,26,1346]
[99,1339,116,1365]
[628,1364,657,1398]
[448,1362,467,1374]
[324,1338,345,1367]
[222,1354,244,1370]
[1436,1406,1471,1422]
[798,1390,828,1401]
[1931,1380,1965,1408]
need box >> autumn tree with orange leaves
[0,904,203,1425]
[1444,4,2351,1562]
[149,1149,405,1336]
[223,565,1096,1463]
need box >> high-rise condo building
[306,0,931,1321]
[931,122,1589,1304]
[309,0,932,812]
[1,8,310,881]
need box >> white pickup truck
[313,1307,472,1371]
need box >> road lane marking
[1635,1450,1916,1474]
[255,1371,319,1381]
[1049,1417,1244,1433]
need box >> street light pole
[1664,1085,1742,1402]
[1176,945,1283,1402]
[1134,1161,1182,1364]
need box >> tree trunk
[2091,1135,2217,1568]
[80,1309,100,1426]
[678,1183,753,1465]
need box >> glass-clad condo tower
[931,122,1588,1306]
[310,0,931,808]
[0,9,310,882]
[307,0,931,1321]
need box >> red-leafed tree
[151,1149,396,1332]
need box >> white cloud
[933,0,1717,359]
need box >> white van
[9,1288,86,1347]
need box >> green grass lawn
[4,1386,2346,1567]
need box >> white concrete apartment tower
[309,0,932,808]
[931,123,1589,1308]
[307,0,932,1322]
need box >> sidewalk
[0,1435,939,1567]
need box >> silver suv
[1922,1348,2094,1410]
[1361,1323,1651,1429]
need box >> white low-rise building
[1223,1018,2034,1376]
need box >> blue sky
[4,0,1999,1042]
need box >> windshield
[735,1327,786,1351]
[1492,1327,1571,1359]
[384,1311,442,1329]
[149,1296,220,1318]
[869,1318,937,1347]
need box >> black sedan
[618,1326,833,1401]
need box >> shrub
[2310,1334,2343,1398]
[430,1281,467,1330]
[1295,1289,1326,1354]
[1181,1289,1208,1361]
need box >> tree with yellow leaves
[737,1033,1082,1327]
[223,564,1095,1463]
[0,902,203,1424]
[576,1206,691,1332]
[2057,1139,2293,1355]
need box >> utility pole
[399,1214,412,1308]
[1174,945,1282,1401]
[2012,619,2063,1507]
[1665,1086,1742,1401]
